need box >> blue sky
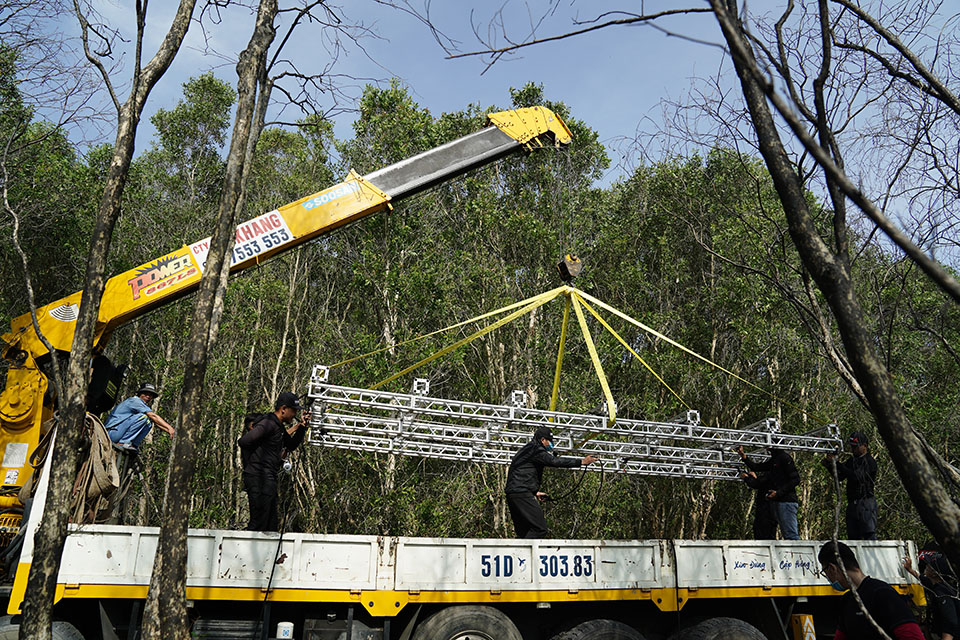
[96,1,729,186]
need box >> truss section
[305,365,840,481]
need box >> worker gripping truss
[306,365,841,481]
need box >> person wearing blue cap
[504,427,598,539]
[823,431,878,539]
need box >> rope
[70,414,120,524]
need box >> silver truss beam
[305,365,840,482]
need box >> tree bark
[140,2,277,638]
[710,0,960,567]
[20,3,196,638]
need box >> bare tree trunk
[19,3,197,638]
[140,2,277,638]
[711,0,960,566]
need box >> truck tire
[677,617,766,640]
[554,619,645,640]
[0,616,86,640]
[410,605,522,640]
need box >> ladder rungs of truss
[305,365,841,481]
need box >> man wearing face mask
[505,427,598,539]
[818,541,923,640]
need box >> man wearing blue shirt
[104,383,175,451]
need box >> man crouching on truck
[818,541,923,640]
[104,382,175,451]
[239,392,309,532]
[505,427,598,539]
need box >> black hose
[258,462,297,640]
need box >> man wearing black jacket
[737,445,801,540]
[823,431,878,539]
[741,469,778,539]
[239,391,309,532]
[505,427,598,539]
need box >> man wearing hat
[823,431,878,539]
[238,391,310,532]
[103,382,175,451]
[505,427,598,539]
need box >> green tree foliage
[4,69,957,543]
[0,45,96,328]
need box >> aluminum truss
[305,365,841,481]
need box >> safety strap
[572,288,829,425]
[371,287,566,390]
[332,285,569,371]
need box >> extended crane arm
[3,107,571,360]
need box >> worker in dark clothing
[741,469,777,539]
[904,553,960,640]
[238,391,309,532]
[505,427,598,539]
[737,445,801,540]
[822,431,878,540]
[819,541,924,640]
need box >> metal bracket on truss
[305,366,842,481]
[412,378,430,396]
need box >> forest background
[2,55,959,545]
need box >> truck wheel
[678,617,765,640]
[410,605,522,640]
[0,616,86,640]
[51,622,87,640]
[554,619,645,640]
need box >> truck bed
[41,525,918,617]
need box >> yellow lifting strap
[547,296,571,414]
[571,288,829,426]
[370,286,567,390]
[338,283,828,430]
[570,294,616,426]
[575,293,689,410]
[330,285,568,371]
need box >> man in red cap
[504,427,598,539]
[823,431,878,539]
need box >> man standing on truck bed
[239,391,309,532]
[104,382,175,451]
[737,445,801,539]
[819,541,924,640]
[822,431,878,539]
[505,427,598,539]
